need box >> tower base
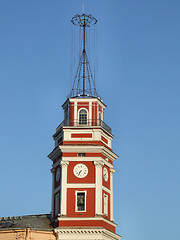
[54,227,121,240]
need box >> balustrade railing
[56,119,112,134]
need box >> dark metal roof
[0,214,55,231]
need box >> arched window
[79,109,87,125]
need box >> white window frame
[78,108,88,125]
[98,112,102,125]
[75,190,87,212]
[104,193,108,216]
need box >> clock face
[56,168,60,182]
[73,164,88,178]
[103,167,108,182]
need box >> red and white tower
[48,13,121,240]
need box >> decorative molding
[102,185,111,194]
[60,160,69,167]
[94,160,104,167]
[54,227,121,240]
[110,168,115,173]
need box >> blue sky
[0,1,180,240]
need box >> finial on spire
[82,3,84,13]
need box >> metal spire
[69,13,98,98]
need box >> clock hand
[78,170,82,176]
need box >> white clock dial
[73,164,88,178]
[103,167,108,182]
[56,168,60,182]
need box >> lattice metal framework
[69,14,98,98]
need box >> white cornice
[62,97,107,109]
[59,145,118,160]
[54,227,121,240]
[48,145,118,162]
[63,126,113,138]
[48,146,61,161]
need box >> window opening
[55,193,60,215]
[76,192,86,211]
[78,153,86,157]
[79,109,87,125]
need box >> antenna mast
[69,13,98,98]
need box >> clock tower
[48,13,121,240]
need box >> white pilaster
[60,160,69,216]
[51,168,55,218]
[74,101,77,121]
[89,102,92,122]
[110,168,115,221]
[94,160,104,215]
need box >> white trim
[94,160,104,215]
[48,143,118,163]
[63,97,107,108]
[74,101,77,120]
[110,168,115,221]
[89,101,92,120]
[60,160,69,216]
[61,157,113,169]
[102,185,111,194]
[78,108,88,124]
[67,183,95,188]
[55,227,121,240]
[75,190,87,212]
[51,168,55,217]
[58,145,118,159]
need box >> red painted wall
[99,105,102,113]
[67,161,95,184]
[58,219,115,233]
[71,133,92,138]
[101,136,108,145]
[86,152,106,159]
[67,188,95,217]
[62,152,77,157]
[77,102,89,111]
